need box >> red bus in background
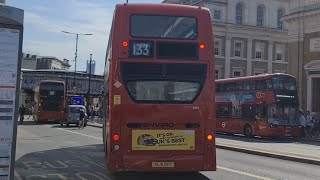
[102,3,216,172]
[215,73,300,138]
[34,80,66,123]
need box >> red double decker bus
[102,3,216,172]
[34,80,66,123]
[215,73,300,138]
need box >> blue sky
[7,0,162,75]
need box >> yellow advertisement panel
[132,130,195,150]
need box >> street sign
[0,4,24,180]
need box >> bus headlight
[114,144,120,151]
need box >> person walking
[19,104,26,124]
[299,111,306,138]
[90,108,95,123]
[79,109,86,129]
[305,111,314,137]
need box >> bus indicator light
[207,134,213,141]
[122,41,128,47]
[200,44,205,49]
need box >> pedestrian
[19,104,26,123]
[90,107,95,123]
[299,111,306,138]
[79,109,86,129]
[305,111,314,137]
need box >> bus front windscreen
[268,105,299,126]
[272,76,296,90]
[130,15,198,39]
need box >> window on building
[255,42,265,59]
[275,44,285,61]
[234,41,244,57]
[277,9,284,30]
[257,5,264,27]
[215,69,219,79]
[233,68,243,77]
[254,69,265,75]
[214,39,221,56]
[236,3,243,24]
[214,10,221,21]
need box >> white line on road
[45,125,102,140]
[49,125,273,180]
[218,166,273,180]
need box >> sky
[7,0,162,75]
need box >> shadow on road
[15,144,210,180]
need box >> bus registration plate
[152,161,175,168]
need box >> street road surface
[14,120,320,180]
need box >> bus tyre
[66,123,69,127]
[60,122,63,127]
[244,125,252,137]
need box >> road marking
[47,126,102,140]
[61,149,107,170]
[218,166,273,180]
[49,125,272,180]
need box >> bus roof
[115,3,209,14]
[216,73,295,83]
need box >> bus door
[216,103,232,133]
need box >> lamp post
[61,31,93,94]
[87,54,95,107]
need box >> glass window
[243,81,251,90]
[257,5,264,27]
[275,44,285,61]
[236,3,243,24]
[272,76,296,90]
[277,9,284,30]
[226,83,235,91]
[256,80,266,90]
[235,82,243,91]
[214,10,221,20]
[255,42,265,59]
[130,15,197,39]
[214,39,221,56]
[233,70,242,77]
[215,69,219,79]
[242,105,256,120]
[218,105,231,117]
[268,105,298,126]
[126,81,201,103]
[266,79,273,89]
[69,107,85,113]
[234,41,243,57]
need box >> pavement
[15,119,320,180]
[87,117,320,166]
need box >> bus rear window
[130,15,198,39]
[126,81,201,103]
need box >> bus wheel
[66,123,69,127]
[244,125,252,137]
[60,122,63,127]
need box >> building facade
[21,53,37,70]
[163,0,289,79]
[36,56,71,70]
[284,0,320,113]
